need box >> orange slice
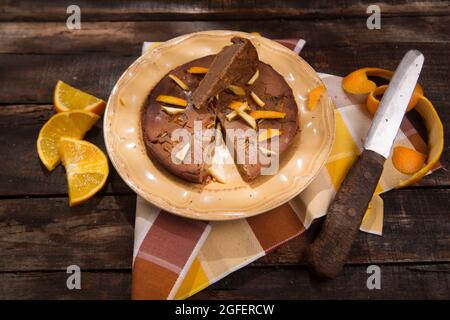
[37,110,100,171]
[54,80,105,114]
[58,137,109,207]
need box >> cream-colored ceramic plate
[104,30,335,220]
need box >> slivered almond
[156,95,187,107]
[259,146,277,157]
[226,102,249,121]
[236,109,257,129]
[258,128,281,142]
[175,142,190,162]
[247,69,259,85]
[187,66,209,74]
[161,106,185,115]
[168,74,189,91]
[250,110,286,119]
[227,85,246,96]
[208,166,226,184]
[227,101,250,111]
[250,91,265,107]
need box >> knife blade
[307,50,424,278]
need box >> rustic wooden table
[0,1,449,299]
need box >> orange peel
[366,84,424,116]
[395,95,444,188]
[156,95,187,107]
[227,101,249,111]
[392,146,426,174]
[307,85,325,111]
[250,110,286,119]
[187,66,208,74]
[342,67,423,96]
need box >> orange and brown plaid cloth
[131,38,439,299]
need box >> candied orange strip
[250,110,286,119]
[169,74,189,91]
[307,85,325,111]
[227,85,246,96]
[342,67,423,95]
[258,128,281,142]
[392,146,426,174]
[366,84,424,116]
[156,95,187,107]
[187,67,209,74]
[227,101,250,111]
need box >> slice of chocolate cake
[141,37,299,183]
[191,37,258,110]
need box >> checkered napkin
[131,38,436,299]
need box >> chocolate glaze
[142,47,298,183]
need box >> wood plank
[193,263,450,299]
[0,195,135,272]
[0,104,132,196]
[1,17,449,55]
[1,1,449,21]
[0,271,131,299]
[0,189,449,272]
[0,263,448,299]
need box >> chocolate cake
[141,37,299,183]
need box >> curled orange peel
[343,67,443,188]
[342,67,423,96]
[395,95,444,188]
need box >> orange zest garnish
[392,146,426,174]
[307,85,325,110]
[227,101,250,111]
[187,67,209,74]
[226,102,249,121]
[258,128,281,142]
[250,110,286,119]
[168,74,189,91]
[156,95,187,107]
[227,85,246,96]
[250,91,265,107]
[366,84,424,116]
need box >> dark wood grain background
[0,0,449,299]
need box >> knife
[307,50,424,278]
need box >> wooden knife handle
[307,149,385,278]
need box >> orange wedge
[54,80,106,114]
[58,137,109,207]
[37,110,100,171]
